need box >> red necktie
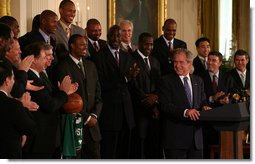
[212,75,218,93]
[93,42,99,52]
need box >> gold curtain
[232,0,250,53]
[197,0,219,51]
[0,0,11,17]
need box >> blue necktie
[184,76,192,107]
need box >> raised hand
[126,62,140,81]
[18,55,34,72]
[58,75,79,95]
[19,92,39,111]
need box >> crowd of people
[0,0,250,159]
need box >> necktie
[240,73,245,87]
[93,42,99,52]
[212,75,218,93]
[169,41,173,51]
[46,38,50,45]
[127,45,133,54]
[144,57,150,71]
[114,51,119,66]
[66,27,70,38]
[39,71,52,92]
[78,61,85,77]
[204,59,207,70]
[183,76,192,107]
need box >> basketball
[63,93,83,114]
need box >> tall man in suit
[152,18,187,75]
[227,49,250,91]
[119,20,137,54]
[55,0,85,60]
[158,48,209,159]
[95,25,139,158]
[19,10,58,64]
[85,18,106,62]
[131,32,162,158]
[193,37,211,76]
[54,34,103,159]
[0,61,37,159]
[22,42,78,159]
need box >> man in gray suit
[54,0,85,61]
[54,34,102,159]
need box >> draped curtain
[0,0,11,17]
[232,0,250,53]
[197,0,219,51]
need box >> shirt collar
[88,38,97,44]
[0,90,8,96]
[59,20,71,31]
[198,55,207,62]
[69,54,82,65]
[163,35,174,45]
[121,42,131,49]
[209,71,219,78]
[29,68,40,78]
[39,28,50,43]
[179,74,191,82]
[108,45,120,55]
[137,49,148,59]
[236,68,246,76]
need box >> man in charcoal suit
[95,25,139,158]
[130,32,162,158]
[158,48,210,159]
[54,34,103,159]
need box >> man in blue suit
[158,48,210,159]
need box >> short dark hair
[208,51,223,62]
[0,60,13,86]
[163,18,177,27]
[138,32,153,43]
[0,23,12,40]
[234,49,249,59]
[59,0,74,9]
[107,25,120,40]
[68,34,84,52]
[86,18,100,27]
[195,37,210,47]
[23,41,49,59]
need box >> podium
[200,102,250,159]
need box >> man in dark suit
[130,32,162,158]
[95,25,139,158]
[22,42,78,159]
[0,61,37,159]
[119,20,137,54]
[227,49,250,91]
[200,51,233,158]
[54,0,85,61]
[54,34,103,159]
[158,48,209,159]
[85,18,106,62]
[19,10,58,64]
[152,18,187,75]
[193,37,211,76]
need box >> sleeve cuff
[84,116,91,125]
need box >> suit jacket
[132,51,161,115]
[54,21,85,61]
[95,46,135,131]
[158,73,207,150]
[200,70,233,107]
[152,35,187,75]
[87,39,107,62]
[227,68,250,91]
[0,91,36,159]
[23,70,68,155]
[19,30,56,59]
[193,56,207,76]
[54,56,103,141]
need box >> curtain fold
[0,0,11,17]
[198,0,219,51]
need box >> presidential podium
[200,102,250,159]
